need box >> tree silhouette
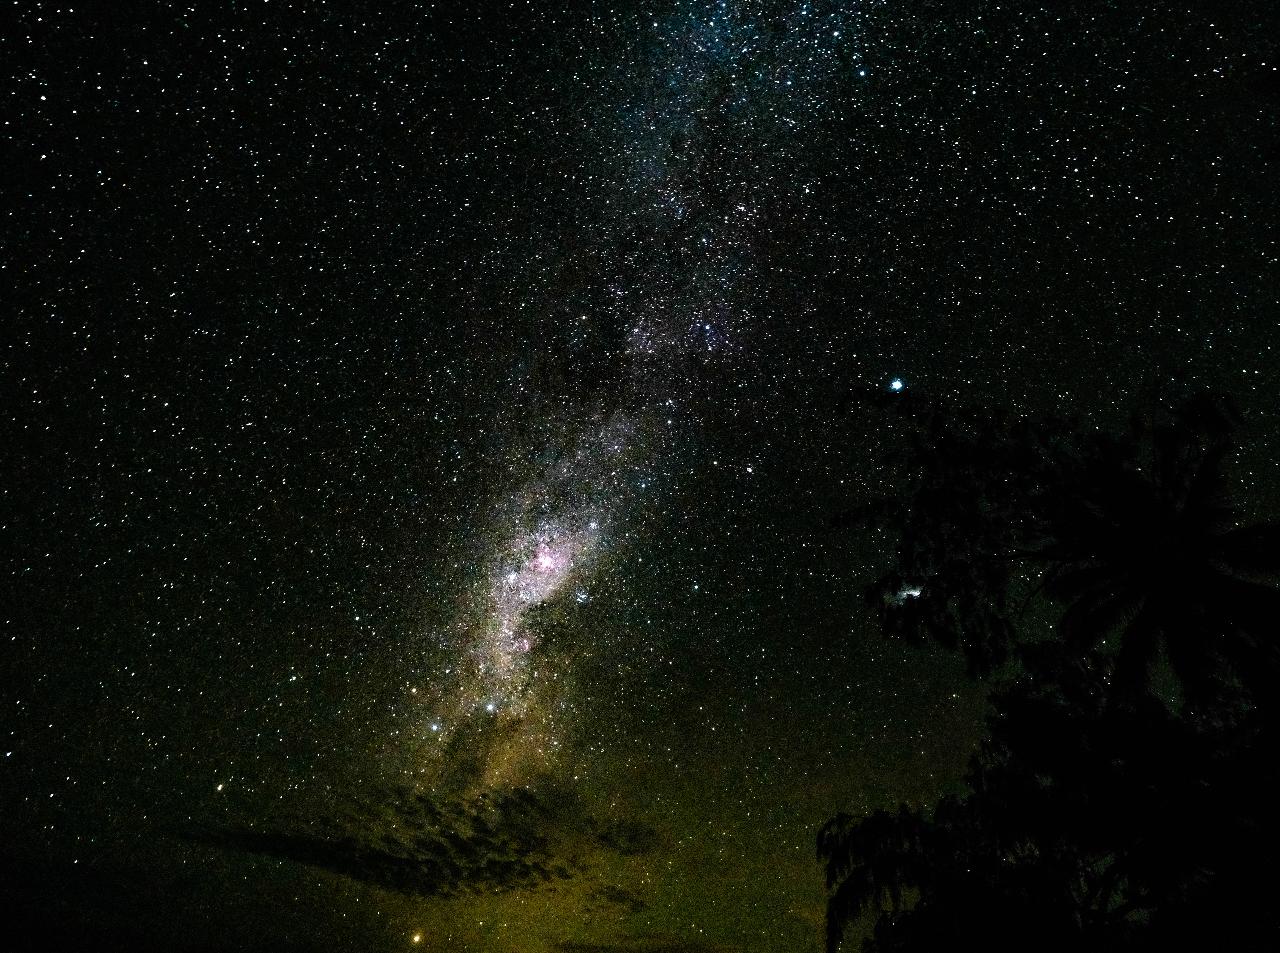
[862,393,1279,709]
[822,394,1280,952]
[1035,396,1280,704]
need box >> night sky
[3,2,1277,951]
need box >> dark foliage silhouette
[862,393,1279,707]
[822,394,1280,952]
[1035,396,1280,702]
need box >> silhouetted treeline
[820,393,1280,952]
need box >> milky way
[6,0,1275,949]
[418,0,861,788]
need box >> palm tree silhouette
[821,394,1280,952]
[1035,396,1280,703]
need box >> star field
[3,2,1277,951]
